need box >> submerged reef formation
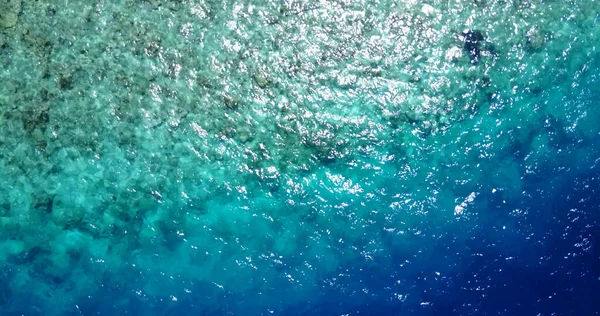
[0,0,21,28]
[0,0,599,314]
[462,29,496,64]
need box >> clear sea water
[1,0,599,315]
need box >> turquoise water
[1,0,600,314]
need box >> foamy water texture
[1,0,599,314]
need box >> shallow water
[1,0,599,314]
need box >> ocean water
[1,0,599,314]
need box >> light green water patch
[0,0,599,312]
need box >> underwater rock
[40,88,49,102]
[145,41,160,56]
[253,73,269,88]
[32,191,54,213]
[196,74,213,88]
[462,30,497,64]
[58,74,73,90]
[0,203,9,216]
[462,30,485,64]
[0,0,22,28]
[23,108,49,133]
[525,26,545,52]
[46,6,56,16]
[148,0,182,11]
[13,245,49,265]
[20,28,53,59]
[224,94,240,110]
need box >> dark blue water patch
[457,173,600,316]
[306,173,600,315]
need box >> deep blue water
[1,0,600,315]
